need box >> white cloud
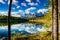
[26,0,31,2]
[8,0,20,9]
[19,10,23,12]
[12,0,18,5]
[18,10,25,16]
[0,11,21,17]
[8,0,18,6]
[37,9,48,13]
[25,7,36,14]
[11,12,21,17]
[12,8,15,10]
[21,3,27,7]
[18,7,36,15]
[28,2,38,6]
[25,10,30,14]
[18,10,24,14]
[8,0,10,4]
[16,6,20,8]
[0,11,8,16]
[0,0,5,4]
[18,7,36,16]
[26,7,36,11]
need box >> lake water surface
[0,23,51,40]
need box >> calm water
[11,23,47,35]
[0,23,51,40]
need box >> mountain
[20,12,47,18]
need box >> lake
[0,23,51,40]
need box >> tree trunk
[52,0,58,40]
[8,0,12,40]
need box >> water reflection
[0,26,8,40]
[0,23,50,39]
[11,23,47,35]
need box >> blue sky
[0,0,50,17]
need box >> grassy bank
[11,32,60,40]
[11,32,52,40]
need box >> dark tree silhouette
[8,0,12,40]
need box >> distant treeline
[0,16,29,23]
